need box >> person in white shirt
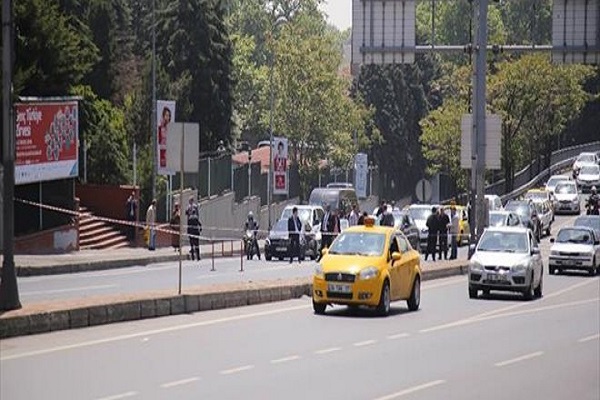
[348,204,359,226]
[449,206,460,260]
[145,199,157,251]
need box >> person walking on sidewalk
[186,197,202,261]
[145,199,157,251]
[125,191,137,244]
[288,207,302,264]
[438,207,450,260]
[449,206,460,260]
[170,202,181,251]
[425,207,439,261]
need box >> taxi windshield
[281,208,312,223]
[488,213,506,226]
[556,228,593,244]
[555,183,577,194]
[328,232,386,256]
[525,192,546,200]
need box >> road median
[0,264,468,339]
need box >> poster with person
[157,100,176,175]
[273,137,288,196]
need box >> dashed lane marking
[578,333,600,343]
[219,365,255,375]
[160,377,200,388]
[314,347,342,355]
[494,351,544,367]
[354,340,377,347]
[372,380,446,400]
[94,391,138,400]
[270,355,301,364]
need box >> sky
[321,0,352,30]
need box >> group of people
[425,206,459,261]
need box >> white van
[484,195,503,211]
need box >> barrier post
[231,240,234,256]
[211,240,215,271]
[240,239,244,272]
[221,241,224,256]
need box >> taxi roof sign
[364,216,376,227]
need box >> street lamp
[368,162,378,197]
[248,149,252,198]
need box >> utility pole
[151,0,157,200]
[0,0,22,310]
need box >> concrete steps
[78,206,131,250]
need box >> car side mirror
[550,238,555,243]
[531,248,540,255]
[321,247,329,256]
[391,252,402,261]
[469,244,476,253]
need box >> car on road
[488,211,522,227]
[549,226,600,276]
[504,200,542,240]
[468,227,544,300]
[485,194,503,211]
[308,187,358,215]
[553,181,581,215]
[533,200,553,237]
[408,204,439,251]
[545,174,571,195]
[392,209,420,251]
[576,164,600,192]
[312,218,422,316]
[280,204,324,245]
[573,152,600,173]
[264,219,319,261]
[573,215,600,239]
[525,189,556,217]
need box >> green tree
[501,0,552,45]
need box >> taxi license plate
[487,273,507,282]
[562,260,575,266]
[276,247,287,252]
[327,283,351,293]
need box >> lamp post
[248,149,252,198]
[368,162,378,197]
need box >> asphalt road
[2,267,598,400]
[15,211,579,304]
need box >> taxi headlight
[359,267,379,280]
[469,261,484,272]
[421,228,428,234]
[512,263,528,273]
[314,264,324,278]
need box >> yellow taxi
[443,205,470,246]
[312,217,422,316]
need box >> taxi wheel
[266,254,272,261]
[468,287,478,299]
[313,301,327,315]
[523,273,535,301]
[534,274,543,298]
[376,280,391,316]
[407,276,420,311]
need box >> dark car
[393,210,420,251]
[264,219,318,261]
[504,200,541,241]
[573,215,600,239]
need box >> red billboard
[15,101,79,184]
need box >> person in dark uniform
[186,197,202,261]
[438,207,450,260]
[288,207,302,264]
[318,205,332,261]
[425,207,439,261]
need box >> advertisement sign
[273,137,288,196]
[354,153,368,198]
[157,100,176,175]
[15,101,79,185]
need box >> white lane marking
[372,380,446,400]
[1,304,309,361]
[422,277,465,290]
[314,347,342,355]
[387,333,410,340]
[579,333,600,343]
[160,377,200,388]
[420,279,599,333]
[220,365,255,375]
[494,351,544,367]
[95,391,138,400]
[21,284,118,296]
[354,340,377,347]
[270,355,301,364]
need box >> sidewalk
[3,241,250,277]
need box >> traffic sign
[460,113,502,170]
[415,179,432,203]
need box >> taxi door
[394,235,415,298]
[388,236,403,300]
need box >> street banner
[157,100,176,175]
[273,137,288,196]
[15,101,79,185]
[354,153,368,198]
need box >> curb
[0,266,468,339]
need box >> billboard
[157,100,176,175]
[15,101,79,185]
[354,153,368,198]
[273,137,289,196]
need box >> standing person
[170,203,181,251]
[348,204,359,226]
[376,201,386,219]
[125,191,137,244]
[357,211,368,225]
[288,207,302,264]
[244,211,261,260]
[318,205,332,261]
[331,209,341,242]
[381,208,395,227]
[145,199,157,251]
[449,206,460,260]
[425,207,438,261]
[438,207,450,260]
[186,197,202,261]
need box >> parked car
[549,226,600,276]
[576,164,600,192]
[573,152,600,173]
[280,205,324,236]
[504,200,542,240]
[312,218,422,316]
[468,227,544,300]
[545,174,571,194]
[484,194,503,211]
[392,209,420,251]
[533,201,553,237]
[407,204,439,251]
[326,182,353,189]
[573,215,600,241]
[488,211,522,227]
[264,219,319,261]
[553,181,581,215]
[308,187,358,215]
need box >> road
[2,267,598,399]
[15,211,578,304]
